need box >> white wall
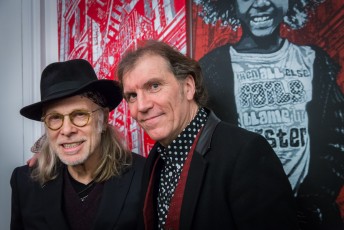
[0,0,57,228]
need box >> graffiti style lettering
[292,109,306,123]
[236,67,284,81]
[259,67,284,80]
[285,69,310,78]
[239,80,306,107]
[255,128,307,149]
[242,109,291,126]
[236,67,310,81]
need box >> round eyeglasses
[41,108,102,131]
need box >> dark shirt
[156,107,208,228]
[63,167,103,230]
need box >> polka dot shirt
[156,107,208,229]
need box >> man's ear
[184,75,196,101]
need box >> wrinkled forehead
[123,54,171,79]
[42,94,99,114]
[122,55,178,95]
[133,53,171,73]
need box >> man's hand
[27,152,40,167]
[27,134,46,167]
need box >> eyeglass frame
[41,108,103,131]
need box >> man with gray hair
[11,59,145,230]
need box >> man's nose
[60,116,77,135]
[137,92,152,113]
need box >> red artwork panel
[57,0,187,157]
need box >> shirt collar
[157,107,208,163]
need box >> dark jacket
[139,111,299,229]
[10,153,145,230]
[199,44,344,229]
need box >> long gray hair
[31,121,132,185]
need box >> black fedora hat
[20,59,122,121]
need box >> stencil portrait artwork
[190,0,344,228]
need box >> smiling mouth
[62,141,83,149]
[142,113,162,122]
[250,16,273,27]
[140,114,162,127]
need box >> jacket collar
[42,169,69,230]
[150,108,221,157]
[93,169,136,230]
[143,109,221,230]
[195,109,221,156]
[180,109,220,230]
[42,165,136,230]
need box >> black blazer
[10,153,145,230]
[139,111,299,229]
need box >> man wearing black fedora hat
[10,59,145,230]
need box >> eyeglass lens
[43,110,97,130]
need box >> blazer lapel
[179,111,219,229]
[180,152,208,230]
[93,170,135,230]
[142,145,160,195]
[42,172,69,230]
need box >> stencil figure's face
[235,0,288,37]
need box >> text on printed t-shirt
[239,80,306,107]
[235,67,310,81]
[253,127,307,149]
